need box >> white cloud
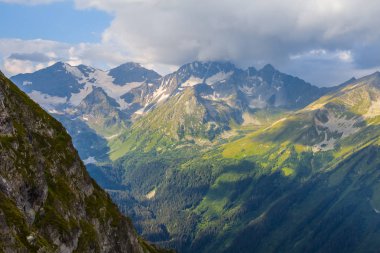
[0,39,66,75]
[0,38,173,77]
[290,49,353,63]
[3,58,50,75]
[0,39,124,75]
[2,0,380,86]
[71,0,380,85]
[73,0,380,64]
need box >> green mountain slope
[92,72,380,253]
[0,72,170,252]
[109,86,242,160]
[216,144,380,253]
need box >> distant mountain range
[11,61,333,160]
[11,61,330,116]
[10,61,380,253]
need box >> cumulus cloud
[0,38,175,77]
[74,1,380,63]
[3,59,51,75]
[8,52,54,63]
[0,39,62,75]
[2,0,380,86]
[4,51,56,74]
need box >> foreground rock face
[0,71,167,252]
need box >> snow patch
[158,93,169,103]
[312,113,362,152]
[181,76,203,87]
[91,70,143,98]
[68,70,145,109]
[83,156,97,165]
[134,108,145,115]
[105,132,122,140]
[152,85,169,103]
[206,71,233,85]
[239,85,255,95]
[28,90,67,110]
[63,64,85,79]
[70,85,93,106]
[116,98,129,110]
[47,109,64,115]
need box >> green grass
[222,137,275,159]
[281,167,295,177]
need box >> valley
[10,61,380,253]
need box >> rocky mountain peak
[118,62,143,69]
[246,66,258,76]
[80,86,118,107]
[347,71,380,89]
[108,62,161,85]
[177,61,237,79]
[369,71,380,82]
[258,64,278,79]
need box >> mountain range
[10,61,380,252]
[11,61,332,161]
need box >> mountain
[76,86,129,137]
[11,62,161,161]
[109,62,161,86]
[108,85,242,159]
[108,61,332,158]
[248,71,380,153]
[11,60,357,252]
[11,61,326,117]
[11,61,162,114]
[0,72,169,252]
[11,61,330,162]
[133,61,330,114]
[90,71,380,253]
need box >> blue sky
[0,0,380,86]
[0,1,110,43]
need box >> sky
[1,0,380,86]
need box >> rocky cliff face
[0,72,167,252]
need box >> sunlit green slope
[93,72,380,253]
